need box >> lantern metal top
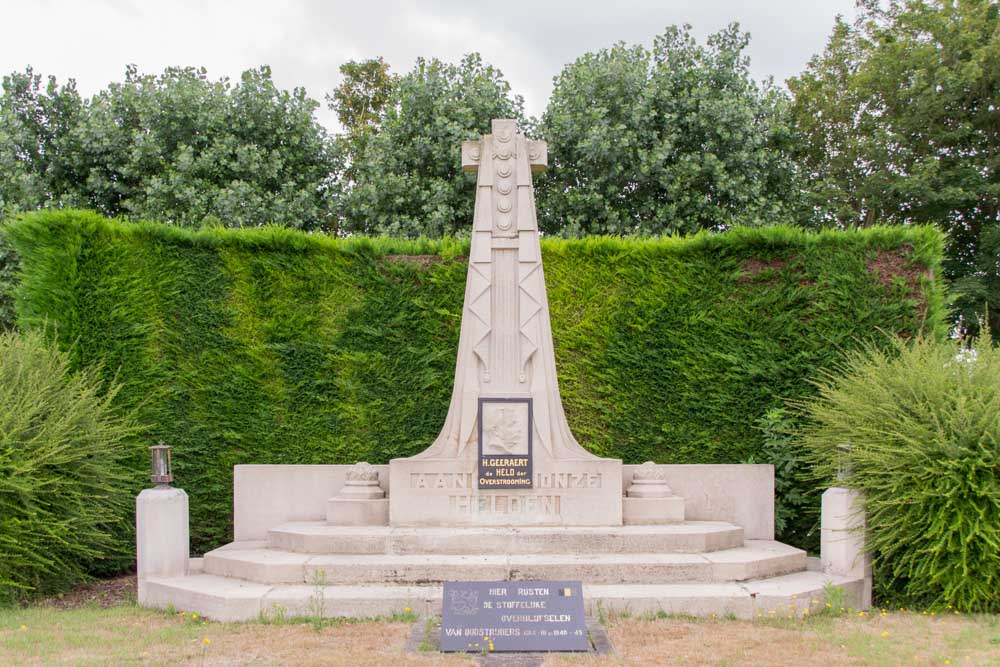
[150,441,173,487]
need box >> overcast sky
[0,0,858,132]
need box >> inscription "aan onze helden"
[449,494,561,516]
[410,472,601,490]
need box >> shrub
[796,334,1000,612]
[0,329,141,605]
[753,408,816,549]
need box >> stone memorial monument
[135,119,873,625]
[386,119,622,528]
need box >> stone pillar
[821,487,872,609]
[622,461,685,525]
[136,487,189,600]
[327,462,389,525]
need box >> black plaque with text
[440,580,588,653]
[478,397,533,489]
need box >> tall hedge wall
[6,211,947,553]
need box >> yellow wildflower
[203,638,211,645]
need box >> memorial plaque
[440,580,588,653]
[478,398,532,489]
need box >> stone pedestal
[821,487,872,608]
[136,487,189,600]
[327,462,389,526]
[622,462,685,525]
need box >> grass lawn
[1,580,997,666]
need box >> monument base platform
[137,465,871,623]
[139,518,867,622]
[142,565,868,623]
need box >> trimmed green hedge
[5,210,947,553]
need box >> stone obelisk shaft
[412,118,594,462]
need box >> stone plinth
[136,487,189,600]
[327,462,389,526]
[622,462,685,525]
[820,487,871,608]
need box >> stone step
[202,540,805,586]
[140,569,867,623]
[267,521,745,555]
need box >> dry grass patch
[1,603,997,666]
[0,605,471,667]
[545,611,999,667]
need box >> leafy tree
[340,53,526,237]
[328,58,396,138]
[789,0,1000,337]
[0,67,86,217]
[537,24,802,236]
[0,65,341,230]
[328,58,397,184]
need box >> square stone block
[623,496,685,525]
[327,498,389,526]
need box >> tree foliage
[0,65,341,230]
[328,58,397,185]
[339,54,526,237]
[537,24,802,236]
[789,0,1000,337]
[0,67,86,218]
[328,58,396,136]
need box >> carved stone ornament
[339,462,384,500]
[633,461,668,481]
[627,461,673,498]
[346,461,379,482]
